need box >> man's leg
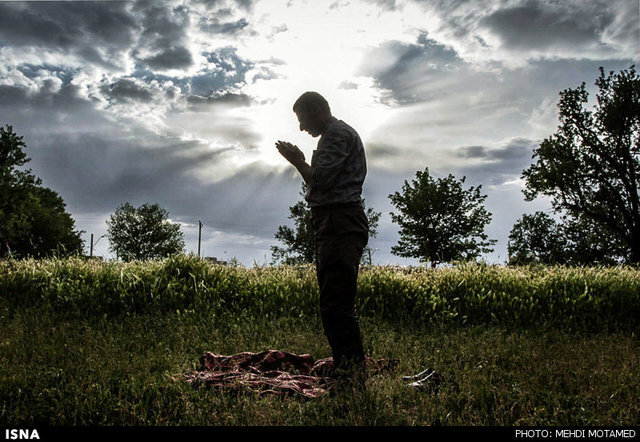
[314,209,368,383]
[317,249,366,371]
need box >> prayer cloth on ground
[182,349,399,399]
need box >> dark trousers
[311,202,368,372]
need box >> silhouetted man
[276,91,368,389]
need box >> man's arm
[293,161,312,186]
[275,140,313,185]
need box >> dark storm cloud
[100,79,155,103]
[192,0,255,12]
[479,0,616,50]
[0,85,28,104]
[131,1,194,71]
[192,0,227,8]
[453,138,537,186]
[456,139,534,162]
[193,0,255,16]
[28,134,234,211]
[0,1,137,70]
[236,0,255,10]
[406,0,636,61]
[141,46,194,70]
[200,17,251,35]
[457,145,487,159]
[186,92,254,109]
[366,142,404,160]
[0,81,111,170]
[0,82,102,128]
[359,33,463,104]
[0,1,136,51]
[133,2,190,50]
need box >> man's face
[295,106,323,137]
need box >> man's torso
[305,118,367,208]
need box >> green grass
[1,304,638,426]
[1,256,638,425]
[1,255,639,331]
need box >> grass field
[1,256,639,426]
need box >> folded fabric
[182,349,398,399]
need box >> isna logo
[4,429,40,440]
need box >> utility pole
[198,220,202,258]
[366,247,379,265]
[89,234,104,259]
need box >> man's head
[293,91,332,137]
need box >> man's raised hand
[275,140,305,167]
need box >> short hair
[293,91,331,116]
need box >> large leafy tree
[507,211,624,266]
[0,125,84,258]
[522,66,640,263]
[106,202,185,261]
[388,168,496,267]
[271,183,381,265]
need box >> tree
[106,202,185,261]
[507,212,567,265]
[388,168,496,267]
[564,213,628,264]
[361,206,382,264]
[270,195,314,265]
[270,183,381,265]
[522,66,640,263]
[0,125,84,258]
[508,211,626,266]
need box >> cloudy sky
[1,0,638,265]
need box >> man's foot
[328,363,367,396]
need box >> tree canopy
[507,212,567,265]
[388,168,496,267]
[0,125,84,258]
[106,202,185,261]
[522,66,640,263]
[507,211,625,266]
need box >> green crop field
[1,255,639,426]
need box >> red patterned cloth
[183,350,398,398]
